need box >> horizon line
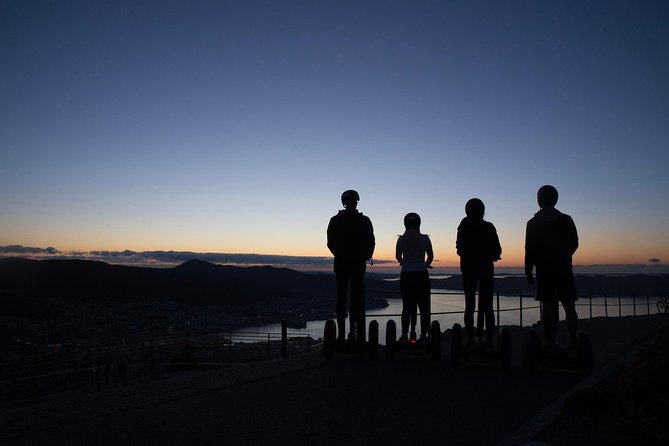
[0,245,666,274]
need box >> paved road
[2,314,667,446]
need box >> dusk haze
[2,1,668,270]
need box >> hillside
[0,258,398,339]
[2,258,667,342]
[0,257,398,306]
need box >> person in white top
[395,212,434,343]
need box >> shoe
[419,334,428,344]
[347,331,356,343]
[409,331,417,341]
[399,333,409,344]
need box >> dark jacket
[456,217,502,268]
[327,210,375,268]
[524,207,578,276]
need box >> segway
[449,323,512,370]
[323,319,380,361]
[385,319,442,361]
[521,329,593,378]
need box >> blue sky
[1,0,668,268]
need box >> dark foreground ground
[1,314,667,446]
[540,320,669,445]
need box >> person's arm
[455,224,464,258]
[524,221,535,284]
[395,236,403,265]
[490,223,502,261]
[366,217,375,261]
[326,218,336,256]
[425,236,434,268]
[566,215,578,256]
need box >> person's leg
[561,300,578,345]
[559,271,579,346]
[335,270,349,340]
[399,273,410,336]
[349,265,366,341]
[542,300,559,346]
[478,271,495,342]
[417,272,431,337]
[406,272,419,339]
[462,269,477,344]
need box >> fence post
[647,294,650,315]
[96,340,101,390]
[633,295,636,316]
[519,291,523,328]
[267,333,271,360]
[589,292,592,319]
[150,335,154,377]
[495,291,500,331]
[281,320,287,358]
[539,301,543,325]
[105,343,111,385]
[618,295,622,317]
[32,347,37,399]
[307,334,311,353]
[604,294,608,317]
[45,343,50,394]
[228,332,233,367]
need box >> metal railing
[1,291,665,402]
[365,289,666,330]
[0,320,311,402]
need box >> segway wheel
[385,320,397,361]
[324,319,336,359]
[658,298,668,314]
[576,332,594,378]
[368,320,379,361]
[430,320,442,361]
[498,326,512,370]
[451,323,463,366]
[521,329,542,372]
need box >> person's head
[537,185,558,208]
[341,189,360,209]
[465,198,485,219]
[404,212,421,230]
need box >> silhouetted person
[525,185,579,349]
[327,190,375,343]
[396,212,434,343]
[456,198,502,349]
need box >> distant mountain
[3,258,666,332]
[0,257,397,308]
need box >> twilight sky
[1,0,668,269]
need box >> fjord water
[233,290,655,343]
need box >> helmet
[341,190,360,207]
[404,212,421,230]
[465,198,485,219]
[537,185,558,208]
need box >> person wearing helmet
[525,185,579,350]
[395,212,434,343]
[327,190,375,343]
[456,198,502,350]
